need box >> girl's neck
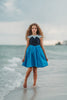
[32,33,37,35]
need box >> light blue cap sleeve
[38,35,42,38]
[27,35,32,38]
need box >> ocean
[0,45,67,100]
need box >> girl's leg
[23,67,32,88]
[33,67,37,86]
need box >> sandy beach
[4,64,67,100]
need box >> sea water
[0,45,67,100]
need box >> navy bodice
[27,35,42,46]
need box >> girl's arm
[40,37,48,60]
[23,38,29,59]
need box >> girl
[22,23,48,88]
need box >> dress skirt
[22,44,48,68]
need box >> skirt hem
[22,64,48,68]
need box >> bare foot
[23,82,27,88]
[33,84,36,86]
[31,84,36,88]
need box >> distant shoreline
[0,40,67,46]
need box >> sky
[0,0,67,45]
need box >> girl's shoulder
[27,35,42,39]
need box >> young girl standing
[22,23,48,88]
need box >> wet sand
[4,66,67,100]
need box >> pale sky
[0,0,67,45]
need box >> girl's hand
[22,58,25,62]
[46,58,48,61]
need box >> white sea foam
[8,63,17,67]
[5,72,24,90]
[8,57,21,63]
[1,71,24,100]
[3,66,15,72]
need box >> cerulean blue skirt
[22,44,48,68]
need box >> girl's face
[31,25,37,34]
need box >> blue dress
[22,35,48,68]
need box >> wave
[3,66,15,72]
[8,57,21,63]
